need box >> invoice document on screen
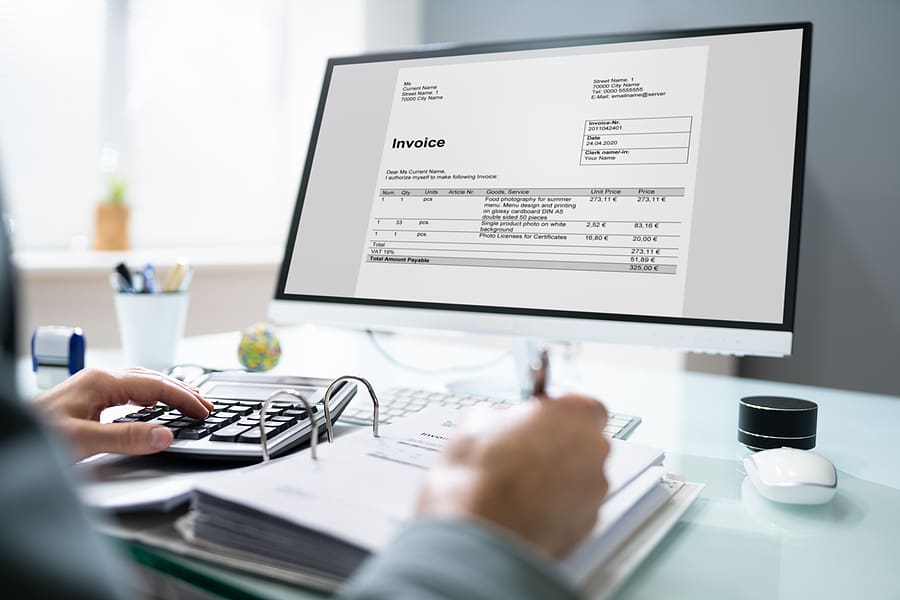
[355,45,709,317]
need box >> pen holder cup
[113,292,189,371]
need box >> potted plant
[94,176,130,250]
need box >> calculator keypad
[113,400,317,443]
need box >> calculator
[114,372,357,460]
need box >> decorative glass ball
[238,322,282,372]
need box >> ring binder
[323,376,381,438]
[258,375,381,462]
[259,389,323,462]
[183,406,690,591]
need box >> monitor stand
[446,338,547,401]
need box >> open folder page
[185,407,680,586]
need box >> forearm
[340,519,581,600]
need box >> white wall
[0,0,375,251]
[0,0,106,248]
[3,0,424,354]
[124,0,370,249]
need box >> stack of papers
[181,407,700,593]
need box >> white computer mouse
[743,447,838,505]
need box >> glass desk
[106,452,900,600]
[61,327,900,599]
[620,453,900,599]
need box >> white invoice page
[355,46,709,317]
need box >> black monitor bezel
[275,22,812,334]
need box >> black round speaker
[738,396,818,450]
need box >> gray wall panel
[422,0,900,394]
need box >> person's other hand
[417,394,610,558]
[34,367,213,460]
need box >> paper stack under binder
[179,407,702,595]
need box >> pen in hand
[530,348,549,399]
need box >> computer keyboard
[341,387,641,440]
[113,373,357,460]
[113,378,639,460]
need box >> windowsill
[13,245,283,277]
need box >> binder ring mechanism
[258,375,380,462]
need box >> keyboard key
[237,426,279,444]
[113,417,141,423]
[269,401,295,409]
[176,426,213,440]
[283,409,310,419]
[270,422,291,434]
[131,407,165,421]
[210,423,254,442]
[270,416,298,429]
[212,411,240,423]
[210,398,240,405]
[167,418,204,430]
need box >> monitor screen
[272,23,810,356]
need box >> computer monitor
[270,23,811,358]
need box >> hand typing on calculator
[34,367,212,460]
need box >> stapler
[31,326,86,389]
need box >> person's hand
[416,394,610,558]
[34,367,213,460]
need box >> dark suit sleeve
[0,409,128,600]
[0,187,126,599]
[339,519,581,600]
